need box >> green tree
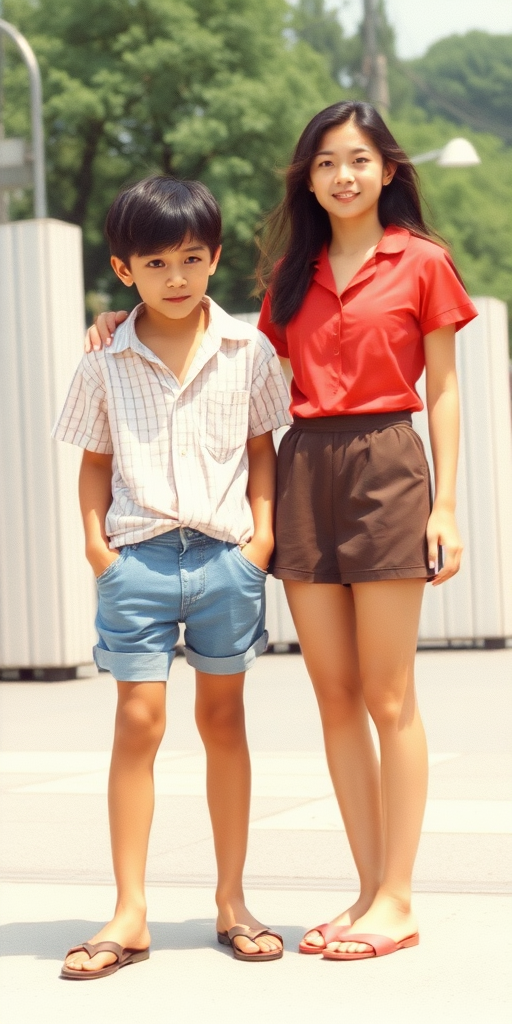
[2,0,339,312]
[291,0,349,82]
[291,1,413,113]
[404,32,512,143]
[389,112,512,332]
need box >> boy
[53,176,291,977]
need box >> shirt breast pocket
[200,389,250,461]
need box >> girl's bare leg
[63,680,166,973]
[195,670,282,957]
[284,581,384,950]
[328,579,428,954]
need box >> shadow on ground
[0,920,305,960]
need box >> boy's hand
[239,536,273,572]
[427,508,463,586]
[85,311,128,353]
[86,543,120,579]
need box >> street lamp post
[411,138,481,168]
[0,18,47,218]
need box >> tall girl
[257,100,477,959]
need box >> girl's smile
[309,119,394,223]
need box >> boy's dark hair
[105,175,222,263]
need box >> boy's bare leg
[195,670,282,957]
[63,680,166,973]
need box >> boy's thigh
[94,538,182,681]
[183,541,267,674]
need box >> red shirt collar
[312,225,410,294]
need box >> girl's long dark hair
[257,101,442,327]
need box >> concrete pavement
[1,648,511,1023]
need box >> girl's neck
[328,211,384,258]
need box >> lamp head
[437,138,481,167]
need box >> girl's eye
[355,157,369,164]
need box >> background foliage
[1,0,511,330]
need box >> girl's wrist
[431,499,456,515]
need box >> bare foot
[63,908,150,974]
[300,894,374,951]
[216,896,283,958]
[325,893,418,956]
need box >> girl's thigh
[283,581,360,694]
[351,579,425,708]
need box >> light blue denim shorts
[93,529,268,682]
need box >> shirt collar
[312,224,410,294]
[108,295,254,360]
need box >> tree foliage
[390,112,512,327]
[405,32,512,143]
[1,2,511,333]
[2,0,338,312]
[291,0,350,82]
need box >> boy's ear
[208,245,222,277]
[111,256,134,287]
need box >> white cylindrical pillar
[0,218,97,673]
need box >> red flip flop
[299,922,350,954]
[322,931,420,960]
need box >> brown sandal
[217,925,283,962]
[60,941,150,980]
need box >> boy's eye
[184,256,201,264]
[147,259,165,268]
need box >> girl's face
[308,118,394,225]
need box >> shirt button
[180,450,186,456]
[334,349,340,356]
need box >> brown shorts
[273,412,433,585]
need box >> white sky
[337,0,512,58]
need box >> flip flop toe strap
[336,932,417,955]
[65,941,124,963]
[227,925,283,948]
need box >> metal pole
[362,0,389,116]
[0,18,46,218]
[0,2,9,223]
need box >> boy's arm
[79,449,119,577]
[241,431,276,571]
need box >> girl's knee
[314,674,363,722]
[364,683,416,731]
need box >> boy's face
[111,236,221,320]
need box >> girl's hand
[85,311,128,353]
[426,508,463,586]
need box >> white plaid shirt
[52,298,292,547]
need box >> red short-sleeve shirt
[258,225,478,417]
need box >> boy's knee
[117,694,166,744]
[195,699,245,747]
